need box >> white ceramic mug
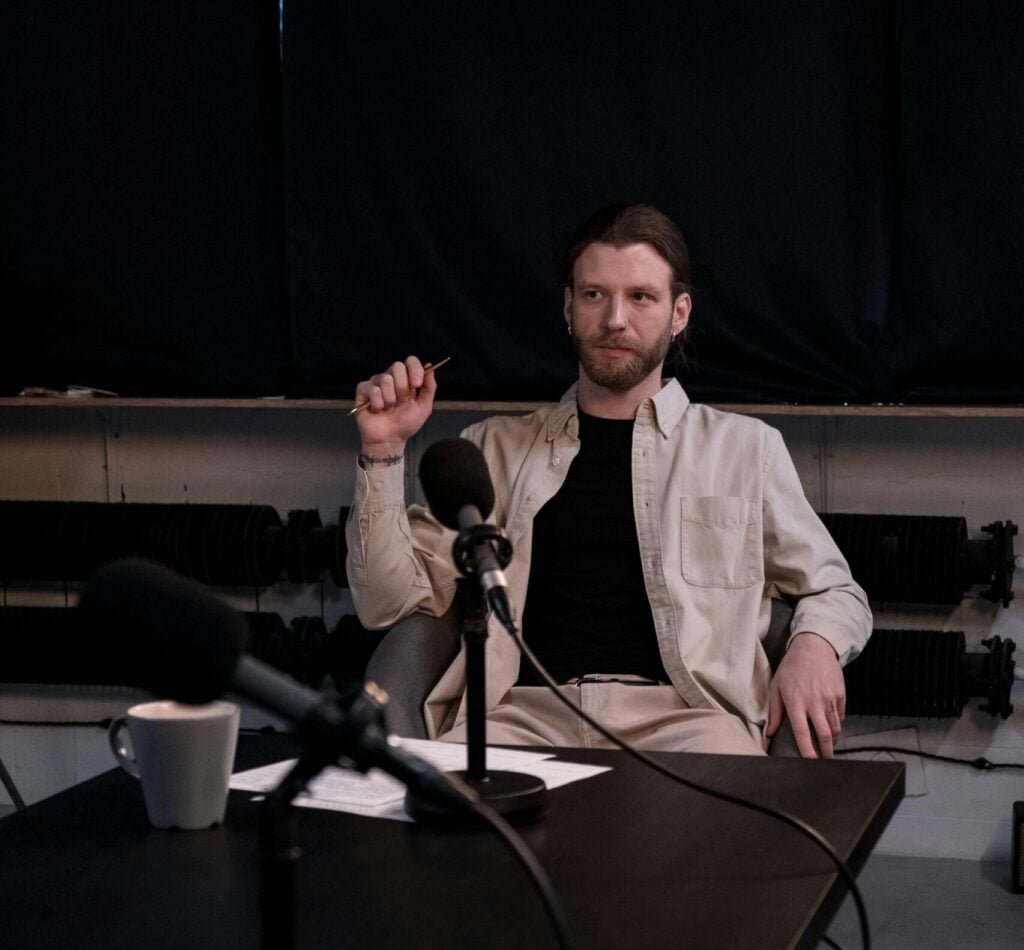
[108,700,240,830]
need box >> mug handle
[108,717,140,779]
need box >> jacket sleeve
[344,459,459,630]
[761,428,872,665]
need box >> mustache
[588,333,634,348]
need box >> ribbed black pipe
[820,513,967,605]
[844,628,966,718]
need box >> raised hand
[353,356,438,463]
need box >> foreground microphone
[78,558,473,811]
[419,438,516,633]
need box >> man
[346,204,870,758]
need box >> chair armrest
[764,598,800,757]
[364,608,461,738]
[762,597,795,672]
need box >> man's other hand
[766,631,845,759]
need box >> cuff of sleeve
[354,458,406,509]
[787,610,867,667]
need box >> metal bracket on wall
[810,416,838,514]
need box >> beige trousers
[439,675,766,756]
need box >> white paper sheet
[230,739,611,822]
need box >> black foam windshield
[78,557,246,703]
[418,438,496,529]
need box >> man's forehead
[573,241,673,285]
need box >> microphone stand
[258,684,405,950]
[260,750,329,950]
[406,528,548,826]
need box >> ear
[563,286,573,328]
[672,292,692,337]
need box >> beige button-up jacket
[345,380,871,744]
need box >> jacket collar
[649,377,690,437]
[546,377,691,441]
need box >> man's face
[564,242,691,395]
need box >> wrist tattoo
[359,452,403,469]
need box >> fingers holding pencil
[350,356,448,451]
[349,356,450,416]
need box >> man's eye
[632,292,651,302]
[583,290,602,300]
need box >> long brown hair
[561,203,692,298]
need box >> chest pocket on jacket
[679,496,762,588]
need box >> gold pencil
[348,357,451,415]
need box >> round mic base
[406,770,548,827]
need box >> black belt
[563,675,666,686]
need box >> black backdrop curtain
[0,0,288,397]
[285,0,899,402]
[881,1,1024,403]
[2,2,1023,403]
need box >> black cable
[820,935,845,950]
[510,630,872,950]
[836,745,1024,771]
[465,796,576,950]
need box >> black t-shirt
[517,410,669,685]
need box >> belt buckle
[567,674,663,686]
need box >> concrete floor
[818,854,1022,950]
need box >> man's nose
[606,296,628,330]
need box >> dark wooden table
[0,733,903,949]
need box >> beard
[571,320,674,393]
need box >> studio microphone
[78,557,474,812]
[419,438,517,633]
